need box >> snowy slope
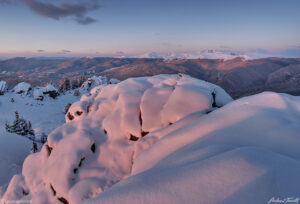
[0,75,120,194]
[0,89,80,193]
[86,92,300,204]
[2,74,232,204]
[3,74,300,204]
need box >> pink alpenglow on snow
[2,74,232,203]
[4,74,300,204]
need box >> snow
[135,50,251,60]
[44,84,57,92]
[0,81,8,94]
[109,78,120,84]
[0,90,80,195]
[3,74,300,204]
[81,76,108,91]
[13,82,31,95]
[86,147,300,204]
[33,84,58,100]
[2,74,232,203]
[82,91,300,204]
[33,87,44,100]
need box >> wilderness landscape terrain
[1,57,300,98]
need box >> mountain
[1,57,300,98]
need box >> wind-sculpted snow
[6,75,300,204]
[2,74,231,204]
[86,92,300,204]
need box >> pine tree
[64,103,72,114]
[5,111,35,140]
[73,89,80,96]
[28,121,35,140]
[31,141,38,153]
[77,75,85,87]
[59,78,71,93]
[5,121,13,133]
[71,79,79,90]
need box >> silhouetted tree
[31,141,38,153]
[73,89,80,96]
[5,111,35,140]
[77,75,85,88]
[64,103,72,114]
[59,78,71,93]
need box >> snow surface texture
[85,92,300,204]
[2,74,232,204]
[0,88,79,195]
[80,76,120,92]
[0,76,120,196]
[5,75,300,204]
[33,84,58,100]
[13,82,31,95]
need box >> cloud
[37,49,45,52]
[21,0,99,25]
[76,16,96,25]
[61,49,71,53]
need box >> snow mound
[109,78,120,84]
[81,76,108,91]
[3,74,232,204]
[44,84,57,92]
[88,92,300,204]
[33,85,59,100]
[86,146,300,204]
[13,82,31,95]
[0,81,8,95]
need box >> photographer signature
[268,197,299,204]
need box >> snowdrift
[85,92,300,204]
[4,74,300,204]
[2,74,231,203]
[13,82,31,95]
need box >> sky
[0,0,300,58]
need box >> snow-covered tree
[59,78,71,93]
[5,111,35,140]
[40,132,48,144]
[73,89,80,96]
[76,75,85,88]
[64,103,72,114]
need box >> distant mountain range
[1,57,300,98]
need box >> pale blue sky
[0,0,299,57]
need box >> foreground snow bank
[4,73,300,204]
[2,74,232,203]
[86,92,300,204]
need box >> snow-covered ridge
[3,74,300,204]
[2,74,232,203]
[0,76,120,100]
[136,50,251,61]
